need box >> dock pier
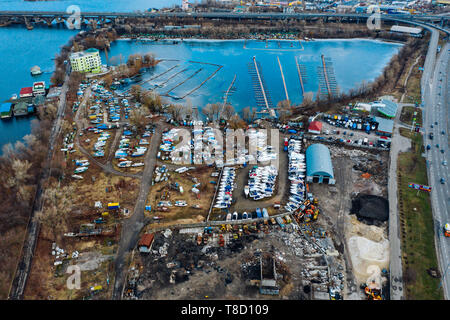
[277,56,289,102]
[317,54,338,99]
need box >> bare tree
[222,104,235,120]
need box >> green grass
[397,129,444,300]
[400,106,422,127]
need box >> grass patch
[400,106,422,127]
[397,130,444,300]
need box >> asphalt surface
[423,41,450,299]
[112,121,165,300]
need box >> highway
[423,39,450,299]
[0,10,448,24]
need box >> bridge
[0,11,448,30]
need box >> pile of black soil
[351,194,389,223]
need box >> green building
[70,48,102,73]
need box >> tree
[202,104,214,121]
[129,108,147,131]
[222,104,235,120]
[130,85,143,102]
[36,185,74,242]
[167,104,184,122]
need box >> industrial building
[390,25,423,37]
[70,48,102,73]
[374,116,394,137]
[375,99,398,118]
[306,144,335,185]
[138,233,155,253]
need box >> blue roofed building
[306,144,335,185]
[0,103,12,119]
[374,116,394,137]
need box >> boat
[74,167,88,174]
[30,66,43,76]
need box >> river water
[0,0,402,151]
[107,38,401,113]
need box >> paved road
[388,103,415,300]
[423,41,450,299]
[112,121,165,300]
[9,73,70,300]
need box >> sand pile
[347,236,389,282]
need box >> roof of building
[138,233,154,247]
[375,116,394,134]
[390,25,423,34]
[20,87,33,95]
[306,144,334,179]
[308,121,323,133]
[377,99,398,118]
[70,48,100,60]
[0,103,11,112]
[13,102,28,112]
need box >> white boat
[74,167,88,174]
[131,162,144,167]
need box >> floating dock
[248,56,273,110]
[277,56,289,102]
[317,55,339,100]
[164,68,203,97]
[177,61,223,100]
[222,74,237,108]
[295,56,308,95]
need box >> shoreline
[117,36,405,45]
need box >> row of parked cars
[323,114,378,134]
[226,207,269,221]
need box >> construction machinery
[364,286,382,300]
[218,234,225,247]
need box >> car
[441,149,444,154]
[442,160,447,166]
[442,130,445,135]
[440,178,445,184]
[436,144,439,148]
[431,124,434,128]
[435,121,438,125]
